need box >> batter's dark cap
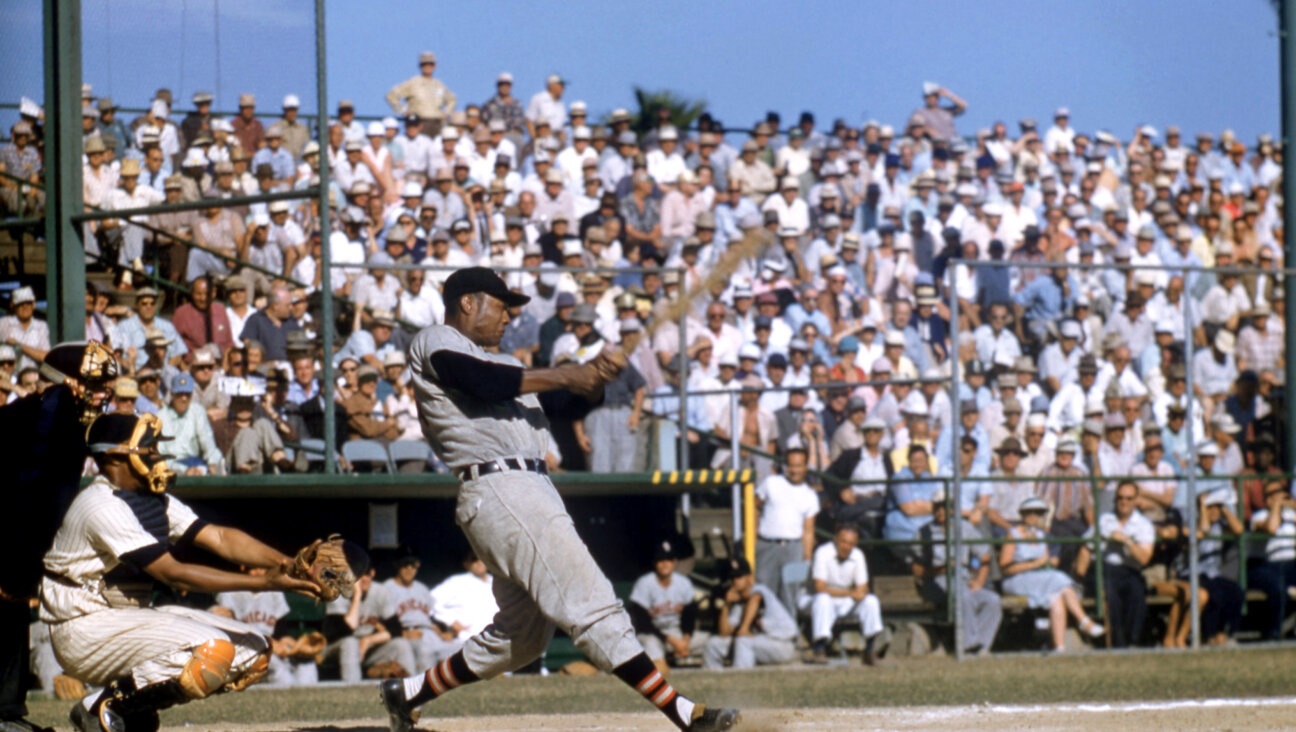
[442,267,530,308]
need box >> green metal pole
[42,0,85,342]
[316,0,336,474]
[1282,0,1296,472]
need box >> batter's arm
[429,349,612,402]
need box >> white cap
[250,212,271,228]
[659,125,679,142]
[738,343,762,361]
[922,81,940,95]
[282,94,300,108]
[383,116,399,130]
[497,72,514,83]
[1197,441,1220,457]
[11,286,35,305]
[561,239,584,258]
[367,121,385,137]
[900,390,928,415]
[573,125,591,140]
[570,100,587,114]
[182,148,208,167]
[150,99,168,117]
[983,202,1004,217]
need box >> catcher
[43,412,361,732]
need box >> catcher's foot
[380,678,419,732]
[68,697,121,732]
[686,705,742,732]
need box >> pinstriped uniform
[39,478,268,687]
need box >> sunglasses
[341,366,358,373]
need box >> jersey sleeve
[854,549,870,587]
[801,487,821,520]
[86,498,168,569]
[628,574,654,609]
[810,544,831,583]
[164,495,204,543]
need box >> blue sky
[0,0,1283,143]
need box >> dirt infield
[143,697,1296,731]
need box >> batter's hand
[590,348,627,381]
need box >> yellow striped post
[743,482,756,566]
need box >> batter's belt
[456,456,548,483]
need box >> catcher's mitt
[291,534,370,602]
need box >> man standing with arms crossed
[382,267,739,731]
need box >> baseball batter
[42,413,321,732]
[381,267,739,732]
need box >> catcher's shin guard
[176,639,235,699]
[224,647,270,692]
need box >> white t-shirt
[429,571,498,641]
[755,475,819,540]
[811,541,868,591]
[1091,510,1156,567]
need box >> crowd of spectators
[3,53,1296,657]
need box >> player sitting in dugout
[40,413,322,732]
[627,539,708,673]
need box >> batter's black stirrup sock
[402,651,480,706]
[613,652,699,730]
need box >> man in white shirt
[1077,480,1155,648]
[753,447,819,603]
[645,126,686,187]
[429,552,499,642]
[1043,107,1076,155]
[762,177,810,232]
[103,158,164,266]
[555,126,599,191]
[526,74,567,141]
[803,525,884,665]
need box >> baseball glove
[290,535,370,602]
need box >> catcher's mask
[41,341,119,424]
[87,412,177,494]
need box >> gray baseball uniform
[39,477,268,688]
[320,582,415,683]
[383,577,460,669]
[628,572,709,661]
[408,324,641,676]
[214,591,317,687]
[702,584,797,669]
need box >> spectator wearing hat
[275,94,310,161]
[645,125,687,187]
[187,347,229,421]
[342,363,402,443]
[916,487,1002,655]
[114,286,186,371]
[730,138,777,204]
[762,176,810,234]
[804,524,885,665]
[481,71,525,141]
[1076,480,1155,648]
[986,436,1035,534]
[1129,434,1178,523]
[387,52,457,138]
[0,120,42,215]
[627,539,708,672]
[132,368,163,416]
[110,377,139,415]
[251,123,297,189]
[333,309,399,374]
[525,73,568,143]
[335,138,378,195]
[1246,478,1296,640]
[1047,354,1099,438]
[911,82,967,143]
[1191,330,1239,417]
[578,330,647,472]
[826,413,891,537]
[81,135,119,257]
[215,379,294,475]
[1037,432,1094,561]
[1001,495,1103,652]
[160,372,222,475]
[1012,257,1076,351]
[0,287,49,372]
[713,374,777,480]
[1237,303,1282,376]
[1197,266,1250,346]
[140,327,182,397]
[702,556,797,670]
[1190,491,1246,646]
[829,335,866,384]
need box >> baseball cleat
[687,705,742,731]
[380,678,419,732]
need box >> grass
[27,647,1296,728]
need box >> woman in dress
[1000,496,1104,652]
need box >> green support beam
[42,0,85,341]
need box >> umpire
[0,342,117,732]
